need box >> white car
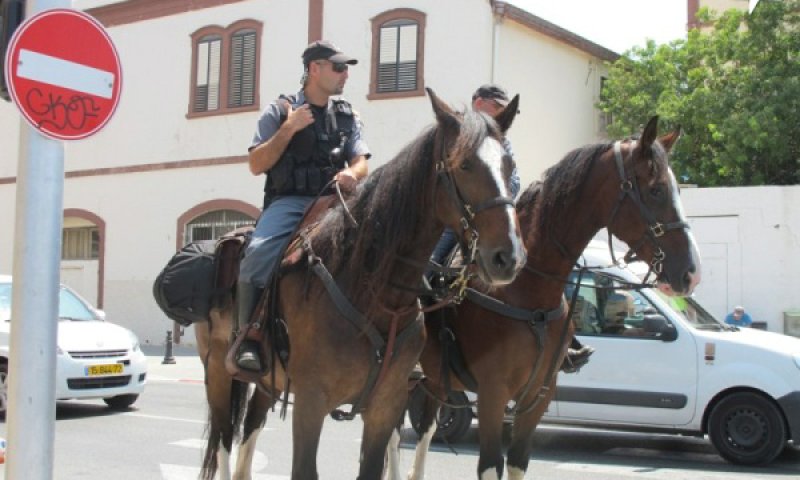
[409,242,800,465]
[0,274,147,414]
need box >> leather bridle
[606,140,690,282]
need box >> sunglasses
[316,60,348,73]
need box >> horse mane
[516,142,612,239]
[312,109,501,311]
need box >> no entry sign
[3,8,122,140]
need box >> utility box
[784,310,800,338]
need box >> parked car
[0,275,147,414]
[408,242,800,465]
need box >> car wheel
[103,394,139,410]
[408,388,472,443]
[708,392,787,465]
[0,362,7,418]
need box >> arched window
[369,9,426,100]
[184,209,255,244]
[189,19,262,117]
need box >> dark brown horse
[195,88,527,480]
[390,116,701,480]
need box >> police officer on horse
[229,40,371,375]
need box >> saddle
[222,195,338,384]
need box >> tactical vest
[264,95,356,205]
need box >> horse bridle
[606,140,690,281]
[434,150,515,297]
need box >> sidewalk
[141,344,205,383]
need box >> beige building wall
[0,0,618,344]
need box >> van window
[654,291,727,331]
[567,272,667,338]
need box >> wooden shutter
[378,21,418,93]
[194,36,221,112]
[229,29,257,108]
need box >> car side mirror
[643,314,677,341]
[94,308,106,321]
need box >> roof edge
[492,1,620,62]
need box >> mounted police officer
[230,40,371,374]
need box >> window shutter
[229,30,256,108]
[194,37,221,112]
[378,21,418,93]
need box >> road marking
[123,412,205,425]
[549,459,757,479]
[159,437,282,480]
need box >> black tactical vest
[264,95,356,206]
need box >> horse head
[607,116,701,296]
[427,88,525,285]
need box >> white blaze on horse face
[476,137,523,258]
[667,167,702,294]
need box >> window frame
[368,9,426,100]
[188,19,262,118]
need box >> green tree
[599,0,800,186]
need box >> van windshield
[0,282,96,322]
[654,291,730,331]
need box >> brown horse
[195,88,527,480]
[389,116,701,480]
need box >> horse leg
[505,391,555,480]
[475,389,509,480]
[358,390,409,480]
[384,427,402,480]
[291,389,328,480]
[406,380,443,480]
[198,321,239,480]
[233,388,277,480]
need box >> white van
[409,242,800,465]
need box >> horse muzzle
[476,244,526,285]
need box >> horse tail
[199,379,250,480]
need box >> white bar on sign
[17,49,115,99]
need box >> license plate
[85,364,123,376]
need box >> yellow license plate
[86,364,123,376]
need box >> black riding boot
[234,282,265,372]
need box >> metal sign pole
[6,1,70,479]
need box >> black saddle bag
[153,240,218,326]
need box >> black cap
[472,84,510,107]
[302,40,358,66]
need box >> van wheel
[408,388,472,443]
[0,362,7,418]
[708,392,786,465]
[104,394,139,410]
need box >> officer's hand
[283,101,314,134]
[334,169,358,195]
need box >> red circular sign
[3,9,122,141]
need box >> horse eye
[650,185,664,198]
[460,160,471,171]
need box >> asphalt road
[0,347,798,479]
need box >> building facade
[0,0,615,345]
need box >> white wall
[682,186,800,334]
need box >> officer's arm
[248,103,314,175]
[248,123,296,175]
[347,155,369,180]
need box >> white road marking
[160,438,282,479]
[122,412,206,425]
[17,49,115,98]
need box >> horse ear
[658,128,681,153]
[639,115,659,148]
[426,87,460,132]
[494,94,520,134]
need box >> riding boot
[560,336,595,374]
[234,282,265,372]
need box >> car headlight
[128,331,141,353]
[794,353,800,370]
[57,345,64,356]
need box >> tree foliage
[599,0,800,186]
